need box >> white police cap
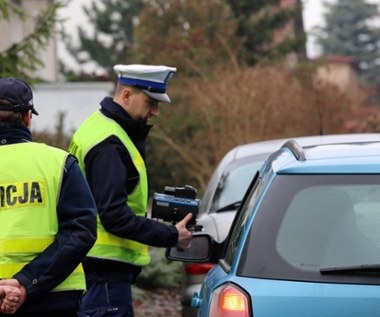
[114,64,177,103]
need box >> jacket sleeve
[13,155,97,299]
[84,136,178,248]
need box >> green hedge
[135,247,183,289]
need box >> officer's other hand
[0,279,27,314]
[0,285,21,314]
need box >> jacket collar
[99,96,151,140]
[0,123,32,145]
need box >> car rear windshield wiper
[320,264,380,274]
[214,201,241,213]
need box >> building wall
[0,0,57,82]
[317,63,359,93]
[33,82,114,133]
[315,57,360,96]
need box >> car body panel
[200,265,380,317]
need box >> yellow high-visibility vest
[0,142,85,292]
[69,111,150,266]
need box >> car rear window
[237,174,380,284]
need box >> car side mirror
[166,234,212,262]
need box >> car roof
[267,140,380,174]
[207,133,380,196]
[201,134,380,211]
[227,133,380,162]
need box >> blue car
[180,133,380,317]
[168,138,380,317]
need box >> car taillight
[210,284,251,317]
[185,262,215,275]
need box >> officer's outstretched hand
[175,213,193,250]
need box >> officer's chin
[139,117,152,126]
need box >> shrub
[135,247,183,289]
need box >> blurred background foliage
[1,0,380,296]
[147,64,354,190]
[1,0,380,196]
[314,0,380,88]
[135,247,183,289]
[0,1,63,83]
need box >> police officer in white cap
[69,65,193,317]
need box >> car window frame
[219,171,262,272]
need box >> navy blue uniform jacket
[81,97,178,281]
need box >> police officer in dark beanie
[69,64,193,317]
[0,77,97,317]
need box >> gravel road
[134,287,183,317]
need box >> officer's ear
[114,84,133,107]
[121,87,134,105]
[22,110,32,128]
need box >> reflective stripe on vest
[69,111,150,266]
[0,142,86,292]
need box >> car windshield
[212,160,264,212]
[237,174,380,284]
